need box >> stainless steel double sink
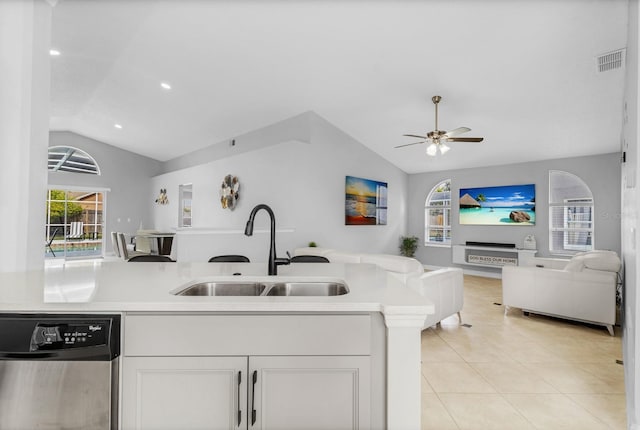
[172,281,349,297]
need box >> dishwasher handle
[0,352,58,360]
[0,347,117,361]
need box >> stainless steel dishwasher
[0,314,121,430]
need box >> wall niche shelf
[452,244,537,268]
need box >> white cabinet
[251,356,370,430]
[121,314,374,430]
[121,355,369,430]
[121,356,246,430]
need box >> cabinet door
[249,356,370,430]
[121,356,247,430]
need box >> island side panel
[384,313,426,430]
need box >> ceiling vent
[596,48,625,73]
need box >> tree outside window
[425,179,452,246]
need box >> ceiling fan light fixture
[397,95,484,156]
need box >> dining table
[134,232,175,255]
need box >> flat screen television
[459,184,535,225]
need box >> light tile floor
[421,275,626,430]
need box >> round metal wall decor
[220,175,240,210]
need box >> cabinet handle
[251,370,257,425]
[237,371,242,427]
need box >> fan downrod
[432,95,442,131]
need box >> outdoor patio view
[45,189,104,259]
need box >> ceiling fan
[396,95,484,156]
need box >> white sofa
[294,247,464,328]
[502,250,621,335]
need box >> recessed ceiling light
[160,82,172,90]
[49,49,61,56]
[114,124,123,129]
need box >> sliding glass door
[45,189,105,259]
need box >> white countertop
[0,261,433,319]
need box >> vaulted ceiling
[50,0,629,174]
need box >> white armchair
[407,268,464,328]
[502,250,621,335]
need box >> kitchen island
[0,261,433,429]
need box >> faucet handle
[275,257,290,266]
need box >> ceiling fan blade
[447,137,484,142]
[403,134,428,139]
[443,127,471,137]
[395,141,425,148]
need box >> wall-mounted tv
[459,184,535,226]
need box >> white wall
[150,112,408,262]
[623,1,639,428]
[161,112,312,174]
[49,131,163,254]
[407,153,622,274]
[0,1,51,272]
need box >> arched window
[48,146,100,175]
[425,179,451,246]
[549,170,594,254]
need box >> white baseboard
[423,264,502,279]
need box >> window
[549,170,594,254]
[425,179,451,246]
[48,146,100,175]
[179,184,192,227]
[45,188,105,259]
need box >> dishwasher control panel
[0,314,120,361]
[30,321,109,350]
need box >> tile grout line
[420,275,625,430]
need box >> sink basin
[174,282,267,296]
[172,280,349,297]
[265,282,349,296]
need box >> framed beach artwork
[459,184,535,226]
[345,176,388,225]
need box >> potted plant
[399,236,419,258]
[308,241,317,247]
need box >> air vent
[596,48,625,73]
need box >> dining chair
[289,255,330,263]
[128,255,175,262]
[111,232,121,258]
[117,233,149,261]
[45,227,60,257]
[208,255,250,263]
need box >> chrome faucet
[244,204,290,275]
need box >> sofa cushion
[293,247,423,274]
[361,254,424,275]
[293,247,335,257]
[581,250,621,272]
[326,250,362,264]
[564,256,585,272]
[565,250,621,273]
